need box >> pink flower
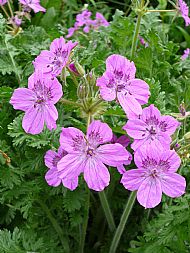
[121,146,186,208]
[19,0,46,13]
[181,48,190,60]
[11,15,22,27]
[57,120,131,191]
[92,12,109,29]
[111,134,132,174]
[44,147,78,190]
[179,0,190,26]
[96,54,150,118]
[76,10,92,27]
[0,0,7,6]
[33,37,78,77]
[10,71,63,134]
[123,104,180,151]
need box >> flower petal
[83,158,110,191]
[62,177,78,191]
[141,104,161,122]
[123,119,147,139]
[160,115,180,135]
[59,127,85,153]
[57,154,84,179]
[44,150,57,169]
[10,88,35,111]
[97,143,131,166]
[161,173,186,198]
[117,92,142,117]
[22,106,44,134]
[87,120,113,145]
[128,79,150,105]
[45,169,61,187]
[44,103,58,131]
[137,177,162,208]
[121,169,146,190]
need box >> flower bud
[75,62,85,76]
[184,132,190,140]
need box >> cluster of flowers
[9,13,186,209]
[0,0,45,29]
[66,9,109,38]
[10,36,78,134]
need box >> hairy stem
[7,0,14,17]
[38,200,70,253]
[109,191,137,253]
[98,190,116,232]
[146,9,176,12]
[79,187,90,253]
[131,0,145,59]
[0,5,10,19]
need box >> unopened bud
[75,62,85,76]
[184,132,190,140]
[77,83,89,99]
[179,103,186,116]
[68,63,79,76]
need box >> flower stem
[38,200,70,253]
[0,5,10,19]
[79,187,90,253]
[109,191,137,253]
[98,190,116,232]
[7,0,14,17]
[131,8,144,59]
[146,9,176,12]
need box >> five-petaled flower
[96,54,150,118]
[44,146,78,190]
[179,0,190,26]
[33,37,78,77]
[57,120,131,191]
[10,71,63,134]
[123,104,180,151]
[121,145,186,208]
[19,0,46,13]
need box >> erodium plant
[1,0,190,252]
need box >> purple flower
[76,10,92,27]
[19,0,46,13]
[123,104,180,151]
[0,0,7,6]
[181,48,190,60]
[111,134,132,174]
[57,120,131,191]
[121,146,186,208]
[179,0,190,26]
[10,71,63,134]
[11,15,22,27]
[139,36,149,48]
[45,147,78,190]
[92,12,109,29]
[96,54,150,118]
[33,37,78,77]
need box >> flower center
[86,148,95,156]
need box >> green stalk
[7,0,14,17]
[109,192,137,253]
[38,200,70,253]
[0,5,10,19]
[79,188,90,253]
[131,0,145,59]
[98,190,116,232]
